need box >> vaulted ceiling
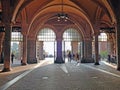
[0,0,117,36]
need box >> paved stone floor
[0,59,120,90]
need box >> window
[63,28,80,41]
[98,33,107,41]
[37,28,56,41]
[11,32,23,41]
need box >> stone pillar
[54,38,64,63]
[0,31,5,63]
[21,35,27,65]
[27,39,37,63]
[94,35,100,65]
[107,40,112,54]
[0,51,4,63]
[36,41,44,60]
[107,36,115,55]
[80,41,84,59]
[71,41,78,54]
[116,18,120,70]
[0,32,5,54]
[2,24,12,72]
[1,0,12,71]
[81,39,94,63]
[18,41,23,60]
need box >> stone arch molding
[11,0,116,39]
[27,4,94,38]
[10,0,94,42]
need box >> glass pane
[98,33,107,41]
[63,28,80,41]
[11,32,23,41]
[37,28,56,41]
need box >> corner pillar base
[27,58,37,64]
[81,57,94,63]
[21,63,27,66]
[2,68,12,72]
[117,67,120,71]
[94,62,100,65]
[54,57,64,64]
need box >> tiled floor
[0,59,120,90]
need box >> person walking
[68,51,72,62]
[11,53,15,64]
[75,53,80,66]
[108,54,111,63]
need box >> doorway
[11,31,23,64]
[63,28,81,62]
[36,28,56,63]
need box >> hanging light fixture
[57,0,68,22]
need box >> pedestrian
[73,53,75,61]
[68,51,72,62]
[11,53,15,63]
[108,54,111,63]
[76,53,80,66]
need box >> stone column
[71,41,78,54]
[94,35,100,65]
[107,40,113,55]
[2,24,12,72]
[21,35,27,65]
[1,0,12,71]
[107,35,115,55]
[0,30,5,63]
[27,39,37,63]
[55,38,64,63]
[116,18,120,70]
[0,32,5,54]
[81,38,94,63]
[36,41,44,60]
[18,41,23,60]
[80,41,84,59]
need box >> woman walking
[76,53,80,65]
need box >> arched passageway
[98,32,116,63]
[36,28,56,63]
[1,0,120,72]
[63,28,81,62]
[11,30,23,64]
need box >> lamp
[57,0,68,22]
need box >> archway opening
[36,28,56,63]
[63,28,81,63]
[98,32,116,63]
[98,33,108,60]
[11,30,23,64]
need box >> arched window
[37,28,56,41]
[98,33,107,41]
[36,28,56,60]
[63,28,80,41]
[11,31,23,60]
[11,32,23,41]
[63,28,81,56]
